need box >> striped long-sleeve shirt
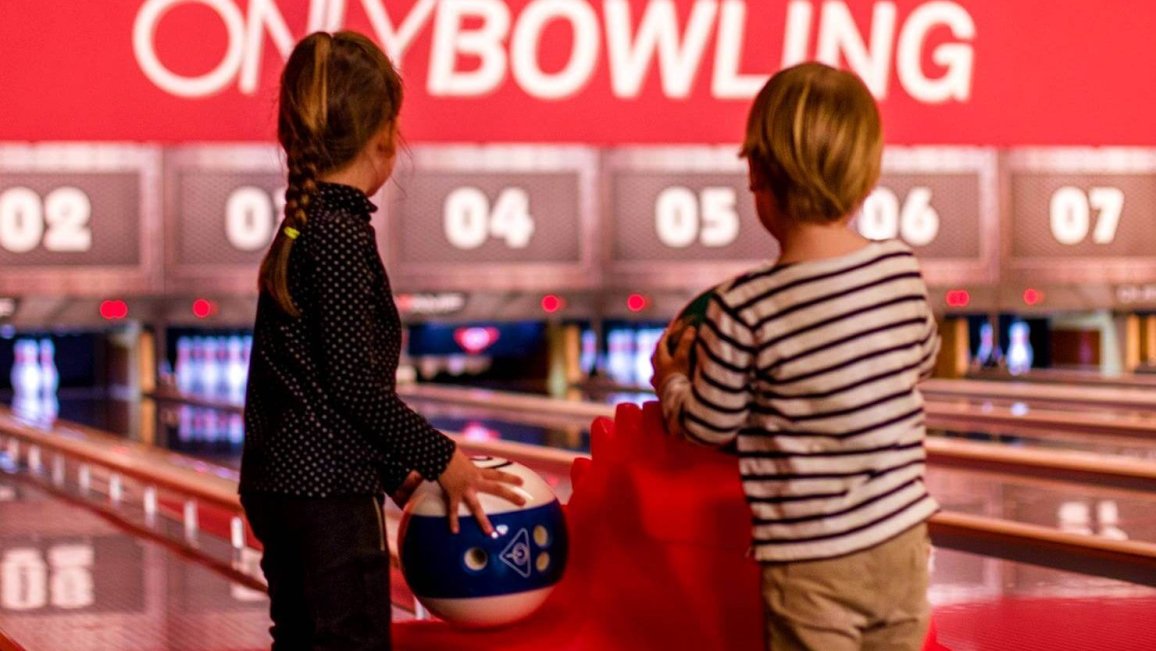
[661,239,940,562]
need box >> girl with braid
[241,31,524,651]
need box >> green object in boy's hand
[666,289,713,357]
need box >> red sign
[453,326,500,354]
[3,1,1156,145]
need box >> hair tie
[283,227,300,240]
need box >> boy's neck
[775,220,871,266]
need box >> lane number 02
[0,187,92,254]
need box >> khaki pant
[761,523,931,651]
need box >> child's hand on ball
[651,325,696,393]
[438,448,526,535]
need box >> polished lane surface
[2,407,1156,651]
[6,388,1156,551]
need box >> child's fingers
[465,491,495,536]
[446,494,461,534]
[672,327,696,362]
[652,335,671,366]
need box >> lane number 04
[444,187,535,250]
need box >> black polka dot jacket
[240,182,456,498]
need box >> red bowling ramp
[394,402,943,650]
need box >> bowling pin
[176,337,195,394]
[241,335,253,395]
[1006,321,1033,376]
[633,328,663,388]
[38,339,58,398]
[1097,501,1128,541]
[606,329,632,386]
[225,336,247,403]
[974,323,994,368]
[201,337,221,398]
[579,329,597,376]
[12,340,42,420]
[178,405,195,443]
[227,413,245,445]
[9,339,25,396]
[446,355,467,377]
[418,356,439,380]
[1058,501,1092,535]
[204,410,221,443]
[14,341,42,398]
[463,356,490,375]
[39,390,59,423]
[216,337,231,396]
[188,337,205,395]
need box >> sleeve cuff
[416,433,457,481]
[380,461,410,495]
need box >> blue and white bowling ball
[398,457,568,628]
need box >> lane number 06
[858,187,939,247]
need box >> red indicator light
[100,300,128,320]
[945,290,970,308]
[192,299,217,319]
[541,294,564,313]
[1023,288,1044,306]
[626,293,648,312]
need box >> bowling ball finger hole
[533,525,550,547]
[464,547,488,571]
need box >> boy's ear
[747,159,767,192]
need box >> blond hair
[259,31,404,316]
[740,62,882,223]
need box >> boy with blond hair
[653,62,940,651]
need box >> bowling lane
[926,463,1156,546]
[404,383,1156,461]
[11,386,1156,546]
[419,394,1156,546]
[923,378,1156,416]
[28,382,1156,469]
[927,422,1156,460]
[968,366,1156,390]
[5,406,1156,651]
[0,477,271,650]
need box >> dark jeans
[241,493,392,651]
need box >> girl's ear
[377,120,398,157]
